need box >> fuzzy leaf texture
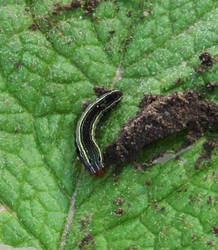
[0,0,217,249]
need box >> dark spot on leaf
[14,129,19,134]
[114,197,123,206]
[160,206,166,211]
[199,52,213,67]
[109,29,115,35]
[207,196,212,204]
[29,23,39,31]
[78,234,94,248]
[114,208,124,216]
[127,11,132,17]
[195,65,206,73]
[145,180,152,186]
[113,175,119,184]
[213,226,218,235]
[15,62,22,69]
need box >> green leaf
[0,0,217,249]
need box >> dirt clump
[105,91,218,164]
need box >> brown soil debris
[78,234,94,248]
[84,0,102,14]
[139,94,163,109]
[199,52,213,67]
[195,52,216,73]
[93,85,109,97]
[194,140,217,170]
[113,207,124,216]
[205,82,218,92]
[105,91,218,164]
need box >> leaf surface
[0,0,217,249]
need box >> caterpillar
[75,89,123,176]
